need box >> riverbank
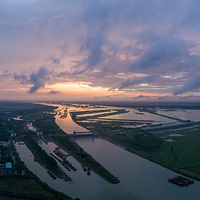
[136,108,184,122]
[51,136,120,184]
[71,109,129,120]
[23,133,71,182]
[99,134,200,182]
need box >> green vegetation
[33,116,62,135]
[0,120,10,141]
[23,133,71,181]
[0,102,55,120]
[0,179,51,200]
[148,126,200,179]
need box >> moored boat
[47,170,57,180]
[168,175,194,186]
[82,164,87,171]
[87,167,91,175]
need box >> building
[37,131,43,136]
[5,162,12,169]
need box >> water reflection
[100,108,177,124]
[157,109,200,121]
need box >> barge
[50,153,71,171]
[52,147,77,171]
[63,160,77,171]
[53,147,70,160]
[87,167,91,176]
[168,175,194,186]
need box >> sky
[1,0,200,101]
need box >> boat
[87,167,91,176]
[47,170,57,180]
[63,160,77,171]
[82,164,87,171]
[168,175,194,186]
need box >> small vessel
[87,167,91,176]
[82,164,87,171]
[168,175,194,186]
[63,160,77,171]
[47,170,57,180]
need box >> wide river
[16,104,200,200]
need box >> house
[37,131,43,136]
[5,162,12,169]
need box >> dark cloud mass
[119,75,159,89]
[14,67,51,93]
[174,72,200,95]
[29,67,50,93]
[130,38,193,70]
[49,90,60,95]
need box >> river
[16,103,200,200]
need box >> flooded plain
[100,107,177,124]
[156,109,200,121]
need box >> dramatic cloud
[29,67,51,93]
[13,74,29,85]
[174,72,200,95]
[119,75,158,89]
[14,67,51,93]
[1,0,200,100]
[130,37,194,71]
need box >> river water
[156,109,200,122]
[16,104,200,200]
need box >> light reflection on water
[100,107,177,124]
[157,109,200,121]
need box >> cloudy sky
[1,0,200,101]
